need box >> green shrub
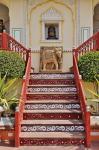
[0,51,25,78]
[78,52,99,82]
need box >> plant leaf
[3,78,17,96]
[87,88,99,98]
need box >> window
[41,8,63,42]
[45,23,59,40]
[81,27,90,43]
[12,28,23,43]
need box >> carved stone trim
[21,124,84,132]
[25,103,80,110]
[27,87,77,93]
[40,47,63,72]
[30,73,74,79]
[42,8,63,21]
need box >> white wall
[79,0,93,43]
[0,0,98,72]
[9,0,27,45]
[28,0,74,51]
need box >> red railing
[15,53,31,147]
[73,53,90,147]
[0,32,29,64]
[75,32,99,61]
[0,32,31,147]
[73,32,99,147]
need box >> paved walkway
[0,146,85,150]
[0,142,99,150]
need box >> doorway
[93,4,99,33]
[0,3,10,33]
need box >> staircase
[19,72,85,146]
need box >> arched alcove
[0,3,10,33]
[93,4,99,33]
[41,8,63,41]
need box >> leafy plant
[0,73,17,98]
[78,52,99,82]
[0,73,19,111]
[0,98,9,110]
[0,51,25,78]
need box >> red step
[20,137,85,146]
[29,79,75,85]
[27,94,78,101]
[23,112,82,120]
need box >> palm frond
[0,97,9,110]
[0,72,7,92]
[87,88,99,98]
[94,76,99,85]
[3,78,17,96]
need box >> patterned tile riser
[25,103,80,110]
[30,74,74,79]
[27,94,78,100]
[29,79,75,85]
[27,87,77,93]
[23,113,82,120]
[21,124,85,132]
[20,138,85,146]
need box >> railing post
[26,48,31,65]
[97,32,99,50]
[94,32,99,50]
[85,105,91,148]
[73,48,78,62]
[15,107,20,147]
[2,32,8,49]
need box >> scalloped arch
[28,0,74,22]
[28,0,75,46]
[0,0,10,8]
[41,7,63,21]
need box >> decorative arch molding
[0,0,10,8]
[93,2,99,33]
[28,0,75,22]
[0,1,10,33]
[93,3,99,18]
[41,7,63,21]
[28,0,75,47]
[92,0,99,15]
